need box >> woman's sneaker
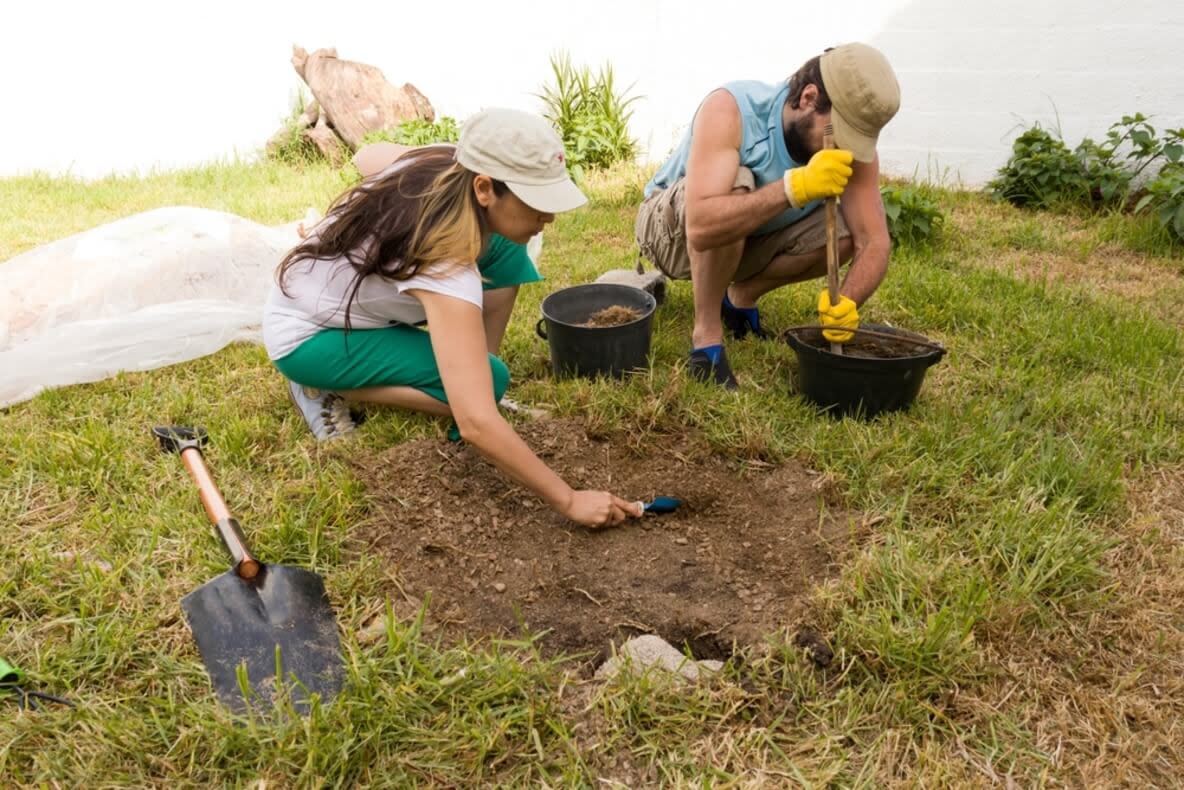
[286,380,356,441]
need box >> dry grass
[949,207,1184,331]
[949,467,1184,786]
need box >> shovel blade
[181,564,343,713]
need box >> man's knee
[489,355,511,402]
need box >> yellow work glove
[783,149,854,209]
[817,290,859,343]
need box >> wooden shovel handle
[823,129,844,355]
[179,447,261,580]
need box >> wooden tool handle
[822,128,844,355]
[179,447,261,580]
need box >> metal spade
[153,426,343,713]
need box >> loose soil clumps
[578,305,643,328]
[350,419,858,662]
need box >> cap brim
[506,177,588,213]
[830,110,877,163]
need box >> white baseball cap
[456,108,588,213]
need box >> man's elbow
[855,231,892,266]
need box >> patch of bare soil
[350,419,857,663]
[579,305,643,327]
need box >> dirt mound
[350,419,858,663]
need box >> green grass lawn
[2,160,1183,786]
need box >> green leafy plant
[1075,114,1184,207]
[1136,163,1184,242]
[267,89,324,165]
[362,116,461,147]
[989,125,1087,209]
[992,115,1184,213]
[880,183,944,246]
[537,52,640,181]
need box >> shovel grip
[180,447,261,580]
[823,129,844,356]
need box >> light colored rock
[594,269,668,305]
[594,634,723,682]
[304,115,347,165]
[290,46,434,149]
[357,614,388,645]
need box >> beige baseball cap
[455,108,587,213]
[819,43,901,163]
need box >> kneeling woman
[263,109,640,528]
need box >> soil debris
[579,305,642,328]
[785,326,938,360]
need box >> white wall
[870,0,1184,185]
[4,1,1182,187]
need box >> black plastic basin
[535,284,656,379]
[785,324,946,418]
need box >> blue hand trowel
[641,496,682,515]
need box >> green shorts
[272,233,540,404]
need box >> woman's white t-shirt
[262,253,482,361]
[262,153,484,361]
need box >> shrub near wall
[991,114,1184,243]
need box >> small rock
[358,614,388,645]
[794,628,834,668]
[674,537,688,545]
[594,635,721,682]
[492,582,507,593]
[594,268,668,304]
[440,667,468,686]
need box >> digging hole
[349,419,860,658]
[660,624,737,663]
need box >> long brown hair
[277,146,487,331]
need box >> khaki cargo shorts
[635,166,850,281]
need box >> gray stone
[594,634,723,682]
[594,269,668,305]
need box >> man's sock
[723,293,761,333]
[692,344,724,364]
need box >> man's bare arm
[837,154,891,305]
[683,90,794,252]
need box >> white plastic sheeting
[1,206,542,408]
[0,207,301,408]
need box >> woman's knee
[490,355,511,401]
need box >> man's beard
[784,111,816,165]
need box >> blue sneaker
[286,380,356,441]
[688,345,739,390]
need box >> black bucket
[784,324,946,418]
[535,283,656,378]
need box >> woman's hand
[417,291,642,528]
[564,490,643,529]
